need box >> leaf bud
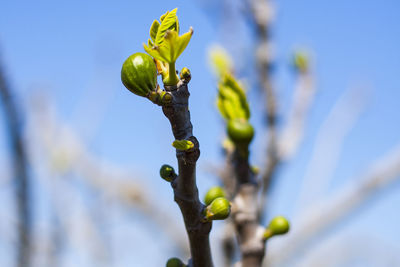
[166,257,185,267]
[204,186,225,206]
[121,52,158,97]
[159,164,176,182]
[263,215,290,240]
[180,67,191,82]
[204,197,231,221]
[172,140,194,151]
[227,119,254,145]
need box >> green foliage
[172,140,194,151]
[209,45,233,77]
[204,186,225,206]
[120,52,157,97]
[263,216,290,240]
[143,8,193,86]
[216,73,250,121]
[204,197,231,221]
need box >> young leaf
[155,8,178,46]
[150,20,160,42]
[144,28,193,64]
[172,140,194,151]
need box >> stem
[162,79,214,267]
[231,149,266,267]
[163,62,179,86]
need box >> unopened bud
[204,186,225,206]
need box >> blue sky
[1,0,400,266]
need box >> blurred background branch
[0,48,32,267]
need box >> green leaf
[144,28,193,64]
[149,20,160,42]
[155,8,178,46]
[148,39,154,47]
[160,11,168,22]
[172,139,194,151]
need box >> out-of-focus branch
[27,96,189,257]
[296,87,368,211]
[265,144,400,266]
[247,0,280,220]
[278,69,315,160]
[0,49,31,267]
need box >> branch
[278,71,315,160]
[162,79,213,267]
[247,0,280,220]
[295,87,367,211]
[265,144,400,266]
[230,146,265,266]
[0,48,32,267]
[27,100,189,256]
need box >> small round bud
[204,197,231,221]
[162,93,173,104]
[204,186,225,206]
[264,216,290,240]
[121,52,158,97]
[227,119,254,145]
[166,257,185,267]
[159,164,176,182]
[180,67,191,81]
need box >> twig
[27,100,189,256]
[0,48,31,267]
[247,0,280,221]
[162,79,213,267]
[278,71,315,160]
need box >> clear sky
[1,0,400,266]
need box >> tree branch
[0,49,31,267]
[265,144,400,266]
[162,79,213,267]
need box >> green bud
[121,52,158,97]
[180,67,191,81]
[172,140,194,151]
[166,257,185,267]
[204,186,225,206]
[227,119,254,145]
[160,164,176,182]
[293,51,309,73]
[162,93,173,104]
[204,197,231,221]
[264,216,290,240]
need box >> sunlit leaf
[156,8,178,46]
[150,20,160,42]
